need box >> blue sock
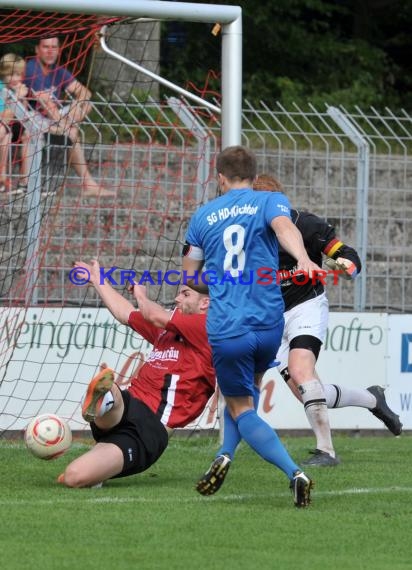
[216,406,241,459]
[217,388,261,460]
[236,409,299,479]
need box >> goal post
[0,0,243,148]
[0,1,242,435]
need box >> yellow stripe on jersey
[324,238,344,257]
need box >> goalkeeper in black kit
[254,175,402,468]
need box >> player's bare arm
[131,284,171,328]
[73,259,134,324]
[271,216,321,277]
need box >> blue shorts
[210,323,284,398]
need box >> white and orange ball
[25,413,72,460]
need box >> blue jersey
[185,188,291,341]
[24,58,74,108]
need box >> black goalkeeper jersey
[279,210,362,311]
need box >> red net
[0,10,122,43]
[0,14,221,434]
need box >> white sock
[299,379,335,457]
[323,384,376,409]
[97,391,115,417]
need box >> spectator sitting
[24,37,114,197]
[0,53,33,195]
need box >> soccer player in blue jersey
[182,145,320,507]
[198,174,402,491]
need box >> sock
[216,386,261,460]
[217,406,241,459]
[323,384,376,409]
[236,409,299,479]
[299,379,335,457]
[97,390,114,417]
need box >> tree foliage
[161,0,412,111]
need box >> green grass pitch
[0,434,410,570]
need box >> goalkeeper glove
[324,257,358,280]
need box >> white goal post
[0,1,242,434]
[0,0,243,148]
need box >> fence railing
[0,97,411,312]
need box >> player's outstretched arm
[271,216,321,276]
[73,259,134,324]
[131,284,171,328]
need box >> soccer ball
[24,413,72,460]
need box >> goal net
[0,4,239,435]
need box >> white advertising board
[258,312,389,430]
[385,315,412,430]
[0,307,152,430]
[1,309,410,432]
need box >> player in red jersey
[58,259,215,488]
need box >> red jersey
[127,309,216,428]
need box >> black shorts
[46,133,73,147]
[91,390,169,479]
[10,121,24,143]
[8,123,73,147]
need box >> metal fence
[0,97,411,312]
[238,102,412,313]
